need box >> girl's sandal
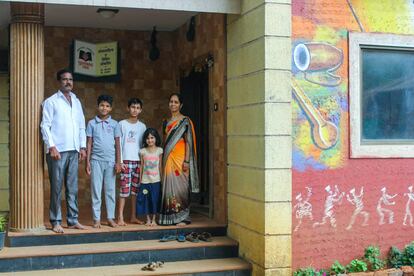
[198,232,212,242]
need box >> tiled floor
[9,213,223,237]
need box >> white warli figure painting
[346,187,369,230]
[377,187,397,225]
[403,186,414,227]
[313,185,344,228]
[293,187,313,232]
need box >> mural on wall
[293,186,313,232]
[292,0,414,270]
[292,39,347,171]
[312,185,344,228]
[293,185,414,232]
[376,187,397,225]
[403,186,414,226]
[346,187,369,230]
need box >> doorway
[180,69,211,217]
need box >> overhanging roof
[0,0,239,30]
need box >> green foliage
[346,259,368,273]
[0,215,7,232]
[293,267,327,276]
[388,246,404,268]
[403,242,414,266]
[364,245,385,271]
[330,261,346,275]
[294,267,317,276]
[318,269,329,276]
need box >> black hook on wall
[149,26,160,61]
[186,16,196,42]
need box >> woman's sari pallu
[158,117,199,225]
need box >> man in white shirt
[40,69,87,233]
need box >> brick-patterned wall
[44,26,176,220]
[292,0,414,269]
[173,13,227,223]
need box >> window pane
[362,49,414,142]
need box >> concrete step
[0,257,251,275]
[0,237,239,273]
[7,224,226,247]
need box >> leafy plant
[294,267,317,276]
[0,215,7,232]
[388,246,404,268]
[403,241,414,266]
[364,245,385,271]
[294,267,327,276]
[318,269,329,276]
[346,259,368,273]
[330,261,346,275]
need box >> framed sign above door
[70,39,121,82]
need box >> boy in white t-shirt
[117,98,146,226]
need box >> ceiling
[0,2,197,31]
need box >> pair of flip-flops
[185,232,212,242]
[159,234,186,242]
[141,261,165,271]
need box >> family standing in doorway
[40,69,199,233]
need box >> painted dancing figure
[313,185,344,228]
[403,186,414,227]
[346,187,369,230]
[293,187,313,232]
[376,187,397,225]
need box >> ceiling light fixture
[97,8,119,19]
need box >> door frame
[178,53,215,219]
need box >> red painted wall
[292,0,414,269]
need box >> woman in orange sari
[158,93,199,225]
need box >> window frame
[349,32,414,158]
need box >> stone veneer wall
[227,0,292,275]
[43,26,176,218]
[173,13,227,223]
[0,73,9,212]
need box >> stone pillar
[227,1,292,275]
[9,3,45,232]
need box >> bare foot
[68,223,86,230]
[117,218,127,226]
[93,220,101,228]
[52,224,64,233]
[108,219,118,228]
[130,218,144,225]
[151,221,157,227]
[145,220,152,227]
[176,222,186,227]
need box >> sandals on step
[177,233,186,242]
[159,235,177,242]
[141,261,164,271]
[185,232,199,242]
[198,232,212,242]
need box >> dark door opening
[180,70,210,217]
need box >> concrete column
[227,0,292,275]
[9,3,45,232]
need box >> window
[349,32,414,158]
